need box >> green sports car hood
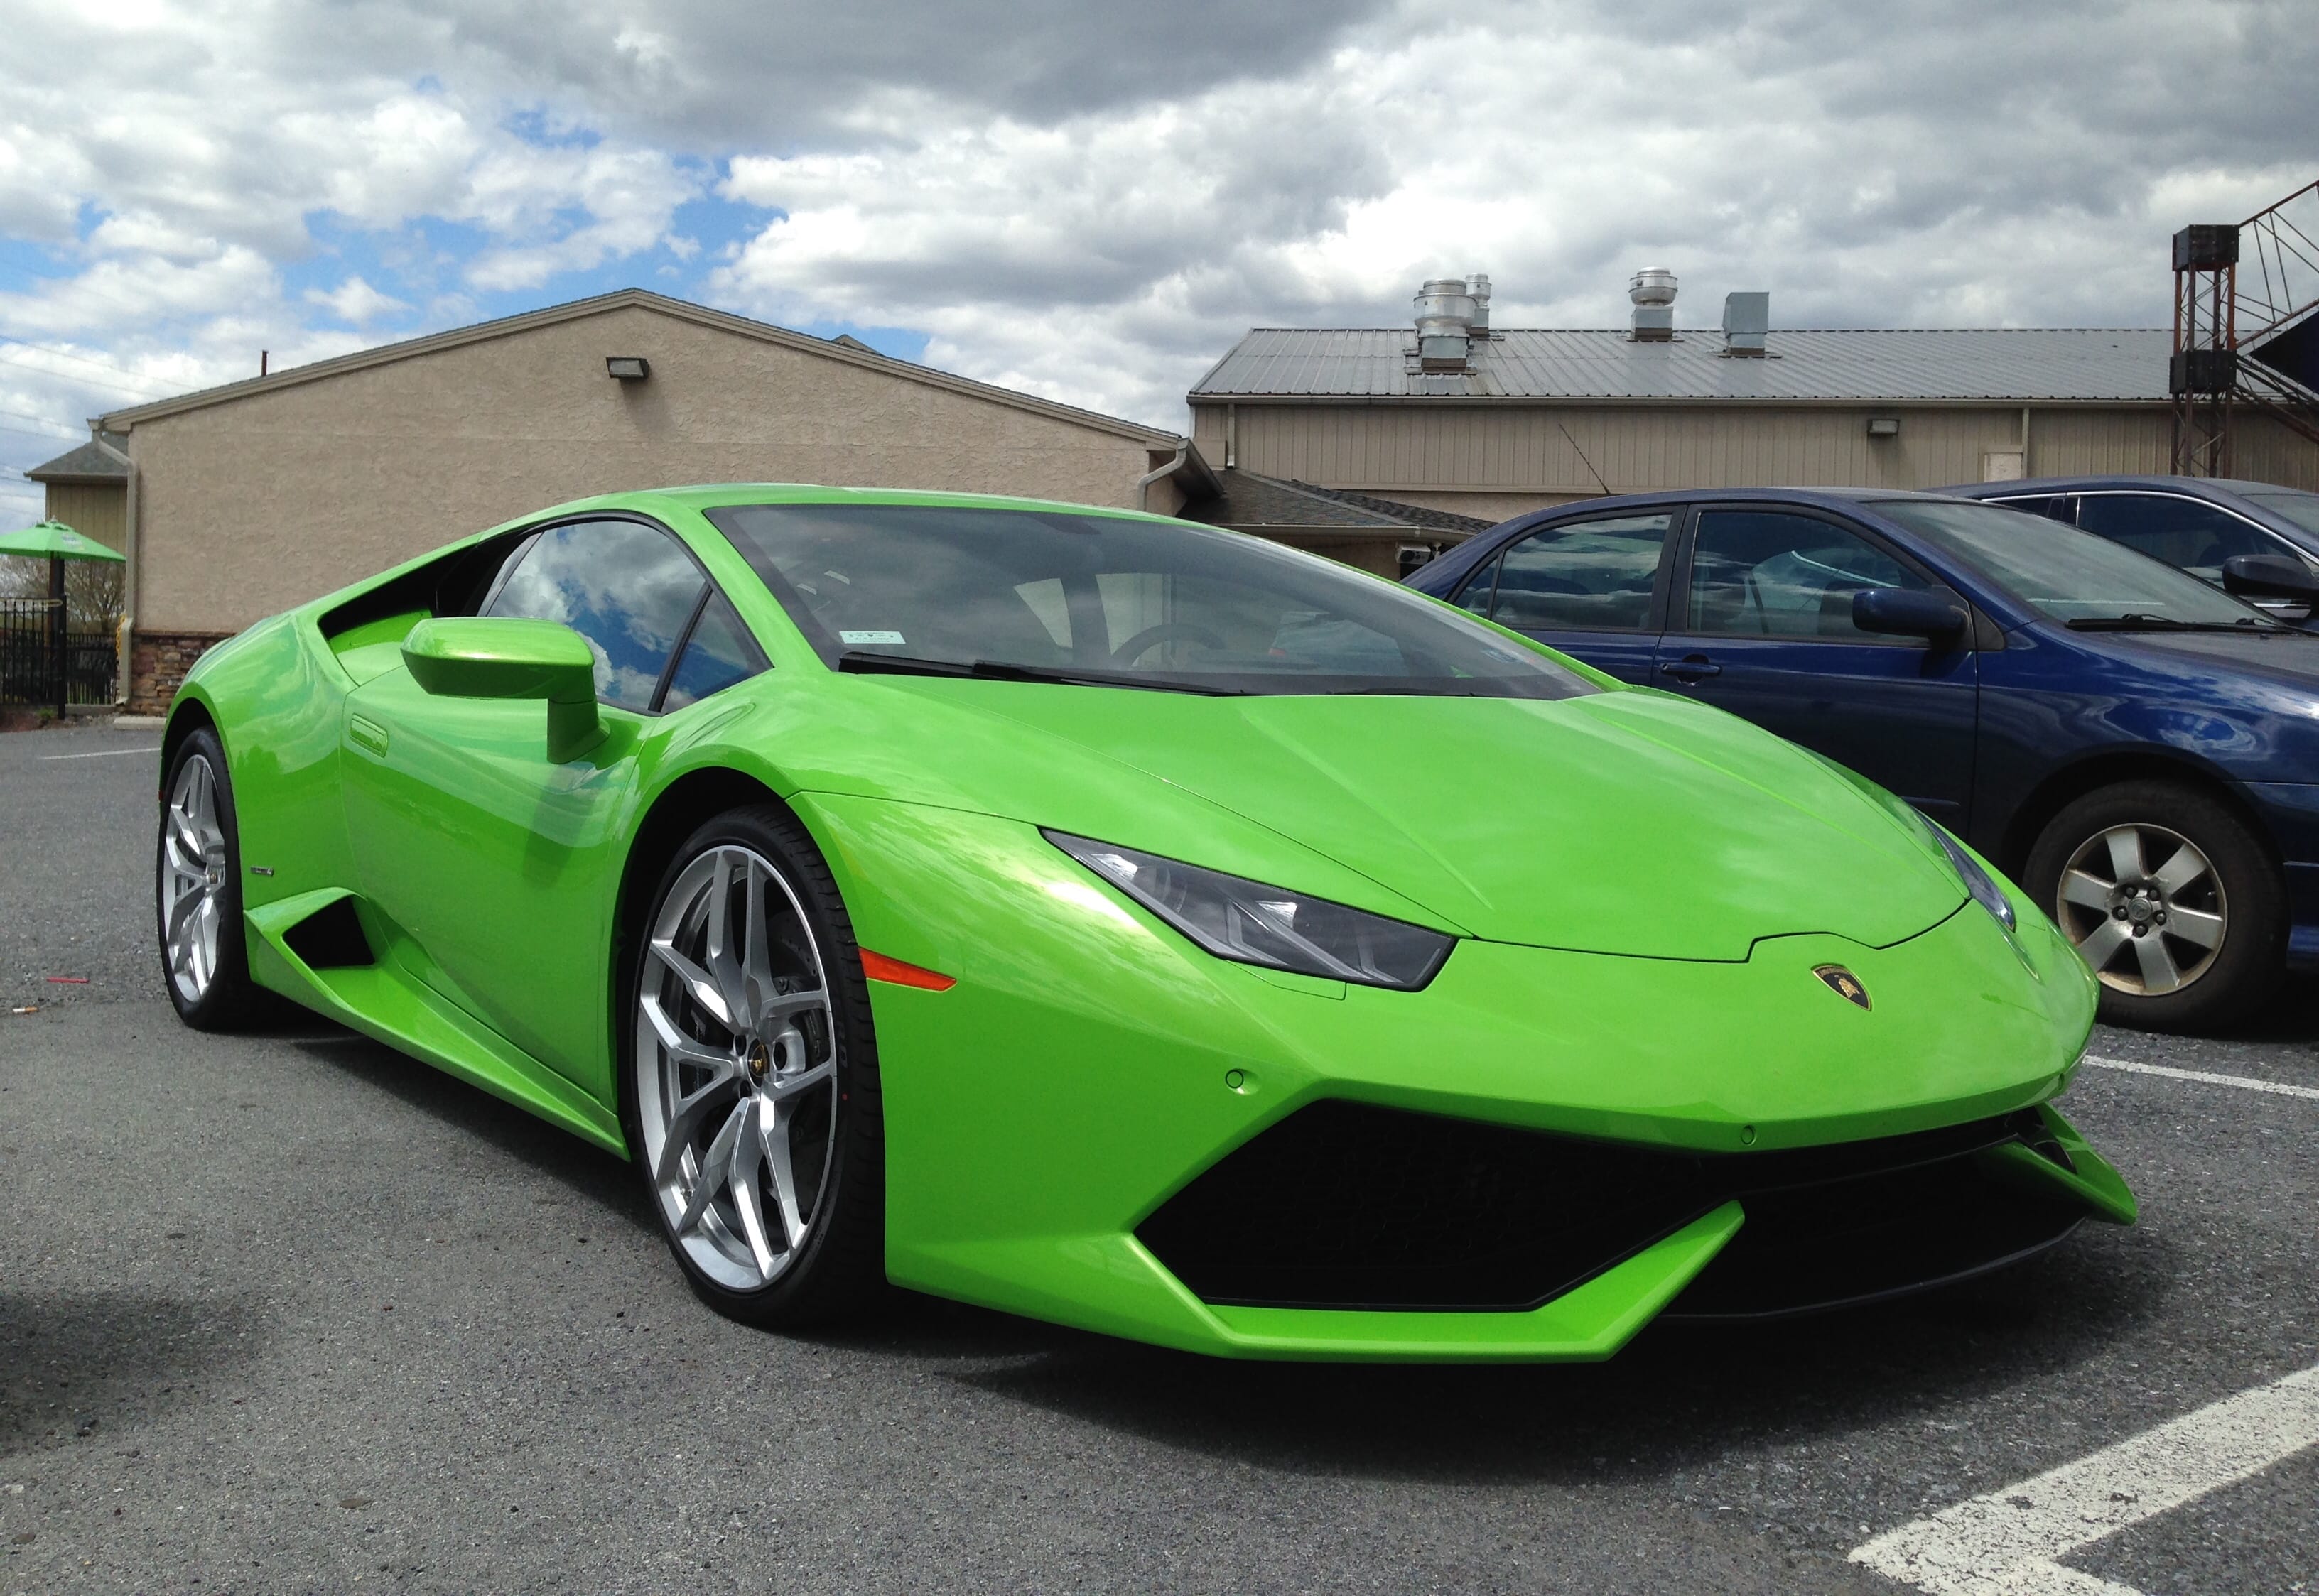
[804,678,1967,963]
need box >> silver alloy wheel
[161,754,229,1005]
[2053,822,2226,997]
[636,845,838,1292]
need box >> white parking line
[1852,1362,2319,1595]
[36,745,161,761]
[2083,1053,2319,1102]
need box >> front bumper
[805,793,2123,1361]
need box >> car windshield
[706,502,1595,699]
[1870,498,2287,629]
[2239,489,2319,538]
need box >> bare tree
[0,553,126,633]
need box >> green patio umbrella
[0,520,124,717]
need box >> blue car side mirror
[1854,587,1968,640]
[2222,553,2319,604]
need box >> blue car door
[1443,507,1675,683]
[1653,505,1980,825]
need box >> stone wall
[129,630,234,715]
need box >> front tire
[623,805,887,1328]
[156,728,264,1030]
[2024,780,2283,1033]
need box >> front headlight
[1044,831,1454,991]
[1930,823,2016,932]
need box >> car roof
[1946,474,2308,499]
[1499,485,1972,519]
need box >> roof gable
[101,289,1183,447]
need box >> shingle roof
[1183,470,1494,535]
[26,432,129,481]
[1191,327,2173,403]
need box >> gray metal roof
[1191,327,2173,403]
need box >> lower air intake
[1137,1101,2077,1315]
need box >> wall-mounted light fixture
[606,357,651,381]
[1866,416,1901,437]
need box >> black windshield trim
[836,651,1251,695]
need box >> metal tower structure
[2171,180,2319,477]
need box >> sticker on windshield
[839,630,907,646]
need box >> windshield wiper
[835,651,1248,695]
[2063,614,2283,634]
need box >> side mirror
[401,617,605,763]
[1854,587,1968,640]
[2222,553,2319,604]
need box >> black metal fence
[0,597,117,709]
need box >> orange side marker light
[860,949,957,992]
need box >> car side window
[1452,553,1502,617]
[1686,511,1930,640]
[662,591,769,711]
[1988,495,2075,523]
[484,519,706,710]
[2073,494,2281,585]
[1485,513,1674,632]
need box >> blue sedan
[1947,475,2319,621]
[1405,488,2319,1033]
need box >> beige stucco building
[62,289,1213,711]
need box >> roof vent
[1629,268,1677,341]
[1412,277,1477,371]
[1466,273,1491,335]
[1721,292,1769,357]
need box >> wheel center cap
[745,1039,772,1082]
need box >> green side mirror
[401,617,606,763]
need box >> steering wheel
[1112,622,1226,666]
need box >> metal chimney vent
[1412,277,1477,371]
[1721,292,1769,357]
[1466,273,1492,335]
[1629,268,1677,341]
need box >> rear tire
[2023,780,2283,1033]
[622,804,887,1328]
[156,728,264,1030]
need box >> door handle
[1658,655,1721,682]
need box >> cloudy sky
[0,0,2311,520]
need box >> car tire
[2024,780,2283,1033]
[622,804,887,1328]
[156,727,266,1031]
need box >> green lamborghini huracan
[156,485,2134,1359]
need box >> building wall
[40,481,126,550]
[1192,400,2234,523]
[126,302,1179,635]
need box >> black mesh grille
[1136,1101,2075,1314]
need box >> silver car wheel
[2054,822,2226,997]
[636,844,839,1292]
[160,753,229,1005]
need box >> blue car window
[1687,511,1928,639]
[2239,489,2319,538]
[2074,494,2282,585]
[485,519,706,710]
[661,590,768,712]
[1452,553,1502,617]
[1488,514,1672,631]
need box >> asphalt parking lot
[4,720,2315,1595]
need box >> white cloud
[305,276,411,325]
[0,0,2307,458]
